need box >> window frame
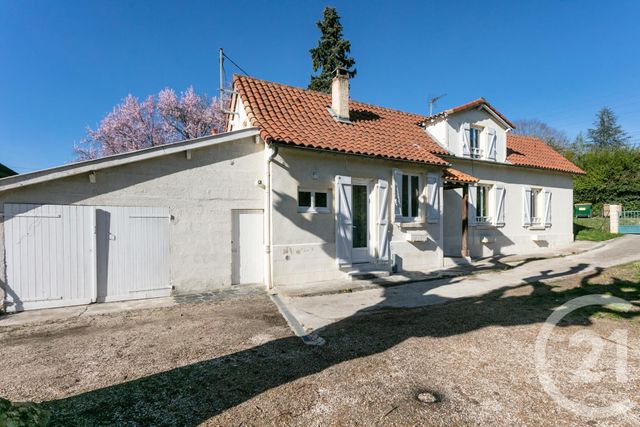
[468,126,484,159]
[530,187,543,226]
[297,189,331,214]
[474,184,493,225]
[400,172,422,221]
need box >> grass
[547,262,640,320]
[573,216,621,241]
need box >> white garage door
[96,206,171,302]
[4,204,96,312]
[4,203,171,312]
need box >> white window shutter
[468,184,476,226]
[495,186,506,226]
[523,187,532,227]
[461,123,471,157]
[377,179,390,262]
[335,175,352,265]
[487,128,497,161]
[544,190,552,226]
[392,169,403,223]
[427,173,439,223]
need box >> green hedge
[573,148,640,212]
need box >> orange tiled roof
[233,76,449,166]
[233,75,584,175]
[443,167,479,183]
[424,97,516,129]
[506,134,585,174]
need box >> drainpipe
[264,141,278,290]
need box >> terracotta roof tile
[443,167,479,183]
[506,134,585,174]
[233,76,449,166]
[234,75,583,175]
[423,97,516,129]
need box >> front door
[351,182,370,263]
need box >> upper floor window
[469,126,483,159]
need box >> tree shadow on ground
[42,264,640,425]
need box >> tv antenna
[429,93,447,116]
[218,48,249,112]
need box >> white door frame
[231,209,264,285]
[351,178,373,264]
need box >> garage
[4,203,171,312]
[0,129,264,309]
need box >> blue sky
[1,0,639,173]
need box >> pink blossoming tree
[74,87,225,160]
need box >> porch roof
[442,167,479,184]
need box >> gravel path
[1,265,639,425]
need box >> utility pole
[429,93,447,116]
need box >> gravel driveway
[1,264,639,426]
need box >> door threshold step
[341,266,391,281]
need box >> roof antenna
[429,93,447,116]
[218,48,247,114]
[219,47,224,110]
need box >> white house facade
[0,70,583,311]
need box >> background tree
[74,87,224,160]
[587,107,630,149]
[308,7,356,93]
[512,118,570,152]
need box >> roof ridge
[234,74,427,120]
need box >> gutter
[264,141,278,290]
[269,141,451,168]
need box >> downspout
[264,140,278,290]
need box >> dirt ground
[1,264,640,426]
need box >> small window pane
[315,192,328,208]
[476,187,483,217]
[411,175,419,218]
[298,191,311,208]
[401,174,409,217]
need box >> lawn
[574,216,621,241]
[1,263,640,425]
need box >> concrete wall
[0,136,264,295]
[443,159,575,258]
[270,146,444,285]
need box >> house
[0,69,583,312]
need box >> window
[469,126,483,159]
[298,190,330,213]
[530,188,542,225]
[475,185,492,224]
[401,174,420,219]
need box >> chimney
[331,67,350,122]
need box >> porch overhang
[442,167,479,189]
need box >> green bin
[574,203,592,218]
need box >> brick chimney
[331,67,350,122]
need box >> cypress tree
[587,107,630,149]
[309,7,356,93]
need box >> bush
[0,398,50,427]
